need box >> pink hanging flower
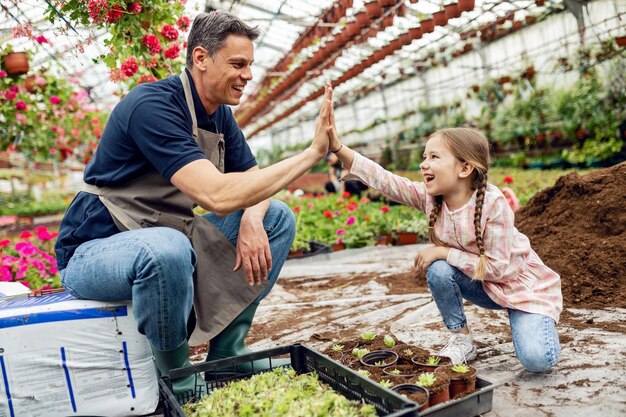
[345,216,356,225]
[164,44,181,59]
[87,0,108,23]
[177,16,191,31]
[105,6,125,23]
[121,56,139,76]
[161,25,179,41]
[36,35,48,44]
[128,2,142,14]
[49,96,61,105]
[0,70,7,78]
[15,100,27,110]
[4,89,17,100]
[142,34,162,54]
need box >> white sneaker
[439,333,478,364]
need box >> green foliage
[403,349,414,356]
[389,368,401,375]
[383,335,396,348]
[425,356,441,365]
[361,331,376,341]
[416,372,437,388]
[451,364,471,374]
[379,380,393,389]
[331,344,344,352]
[182,367,377,417]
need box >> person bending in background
[327,112,561,372]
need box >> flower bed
[0,226,60,290]
[280,191,429,251]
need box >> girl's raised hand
[311,84,333,157]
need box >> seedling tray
[158,343,495,417]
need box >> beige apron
[82,70,266,346]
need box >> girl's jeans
[60,200,295,351]
[426,260,560,373]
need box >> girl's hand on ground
[414,245,449,272]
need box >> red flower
[137,74,158,84]
[15,100,27,110]
[293,206,301,213]
[503,176,514,184]
[121,56,139,76]
[19,231,33,239]
[87,0,108,23]
[323,210,333,219]
[106,6,124,23]
[164,44,181,59]
[0,239,10,248]
[128,2,142,14]
[381,205,389,213]
[142,34,162,54]
[342,191,351,198]
[160,25,179,41]
[36,35,48,44]
[177,16,190,31]
[49,96,61,105]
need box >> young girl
[328,124,562,372]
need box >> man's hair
[186,11,260,68]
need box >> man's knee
[426,260,455,289]
[267,200,296,239]
[139,228,195,276]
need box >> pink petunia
[0,239,10,248]
[336,229,345,235]
[15,242,37,257]
[19,231,33,239]
[0,70,7,78]
[36,35,48,44]
[345,216,356,225]
[49,96,61,105]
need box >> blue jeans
[61,200,295,351]
[426,260,560,373]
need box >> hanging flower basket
[2,52,29,76]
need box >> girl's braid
[473,170,488,279]
[428,195,444,246]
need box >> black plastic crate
[160,343,418,417]
[158,343,496,417]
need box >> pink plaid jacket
[347,152,563,322]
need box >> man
[54,11,333,395]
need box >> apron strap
[82,182,141,231]
[180,70,199,139]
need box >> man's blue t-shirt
[54,70,257,270]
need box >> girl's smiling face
[420,134,468,198]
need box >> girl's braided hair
[427,127,491,279]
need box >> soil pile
[515,162,626,309]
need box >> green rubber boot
[205,302,290,378]
[153,341,205,399]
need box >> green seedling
[379,380,393,389]
[355,348,370,359]
[403,348,414,356]
[357,369,371,378]
[416,372,437,388]
[389,369,401,375]
[361,331,376,341]
[332,344,344,352]
[374,361,386,366]
[383,335,396,348]
[451,364,471,374]
[426,356,441,365]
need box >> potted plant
[411,354,452,372]
[435,363,478,397]
[412,372,450,407]
[360,350,398,368]
[382,364,419,378]
[1,46,29,76]
[392,384,429,411]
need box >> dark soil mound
[515,162,626,310]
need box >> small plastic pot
[360,350,398,368]
[392,383,429,411]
